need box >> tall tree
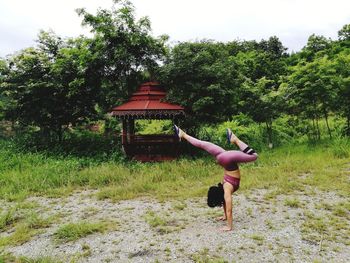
[2,1,167,141]
[2,32,100,141]
[159,41,242,131]
[334,51,350,135]
[239,77,283,146]
[3,46,54,135]
[300,34,332,61]
[338,24,350,41]
[0,58,9,120]
[288,56,338,139]
[76,0,168,110]
[234,37,288,145]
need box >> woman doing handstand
[174,125,258,231]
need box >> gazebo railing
[127,134,178,144]
[122,134,180,158]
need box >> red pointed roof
[111,82,185,119]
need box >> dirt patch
[1,189,349,262]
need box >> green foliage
[300,34,332,61]
[135,120,173,134]
[1,2,349,147]
[0,4,350,185]
[333,50,350,135]
[338,23,350,41]
[0,59,9,120]
[195,114,311,151]
[0,124,123,161]
[0,133,125,200]
[1,32,100,142]
[159,40,242,129]
[329,136,350,158]
[1,1,167,142]
[159,36,288,143]
[76,0,168,110]
[287,55,340,139]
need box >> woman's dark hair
[207,183,224,207]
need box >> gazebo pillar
[121,119,135,144]
[127,119,135,143]
[122,119,127,144]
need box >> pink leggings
[185,135,258,170]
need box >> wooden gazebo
[111,82,185,161]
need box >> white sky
[0,0,349,57]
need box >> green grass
[301,212,328,243]
[190,248,227,263]
[54,220,116,242]
[24,212,53,229]
[249,234,265,246]
[0,208,17,231]
[143,210,184,234]
[0,137,349,202]
[301,210,350,245]
[250,234,265,241]
[284,198,301,208]
[0,253,62,263]
[0,212,55,247]
[143,211,167,228]
[172,202,187,211]
[0,224,37,247]
[0,208,55,248]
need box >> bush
[330,136,350,158]
[2,129,124,163]
[194,114,300,152]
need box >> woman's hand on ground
[220,226,232,231]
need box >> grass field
[0,137,349,202]
[0,137,349,262]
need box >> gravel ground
[1,189,349,263]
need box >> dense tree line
[0,0,349,145]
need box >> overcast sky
[0,0,349,57]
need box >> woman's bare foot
[219,226,232,232]
[226,128,238,144]
[173,125,185,141]
[216,216,227,221]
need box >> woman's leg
[175,126,225,157]
[217,150,257,164]
[217,129,258,165]
[228,129,258,156]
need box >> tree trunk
[315,117,321,140]
[57,126,63,143]
[41,126,50,142]
[265,120,273,148]
[313,102,320,140]
[324,111,332,139]
[312,118,317,140]
[103,119,111,137]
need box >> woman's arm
[217,202,227,221]
[221,186,233,231]
[223,202,227,219]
